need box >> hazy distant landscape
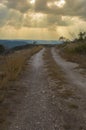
[0,40,63,49]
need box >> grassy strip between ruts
[43,48,76,100]
[43,48,66,86]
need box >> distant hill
[0,40,63,49]
[0,40,29,49]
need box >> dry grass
[57,42,86,69]
[58,89,74,99]
[0,45,43,127]
[43,48,75,99]
[0,45,42,99]
[43,48,66,85]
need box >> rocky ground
[0,47,86,130]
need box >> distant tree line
[78,32,86,41]
[59,31,86,43]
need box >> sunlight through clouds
[54,0,66,8]
[29,0,36,4]
[0,0,86,39]
[47,0,66,8]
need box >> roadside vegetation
[0,45,42,101]
[58,32,86,69]
[0,45,43,128]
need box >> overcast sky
[0,0,86,40]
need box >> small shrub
[0,45,5,54]
[74,44,86,54]
[58,42,86,68]
[63,43,86,54]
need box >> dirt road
[2,48,86,130]
[51,48,86,92]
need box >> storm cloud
[0,0,86,27]
[0,0,86,39]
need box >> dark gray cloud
[35,0,86,19]
[0,0,86,29]
[5,0,31,13]
[7,10,23,28]
[0,4,9,26]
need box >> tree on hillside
[78,32,86,41]
[59,36,70,43]
[59,36,66,41]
